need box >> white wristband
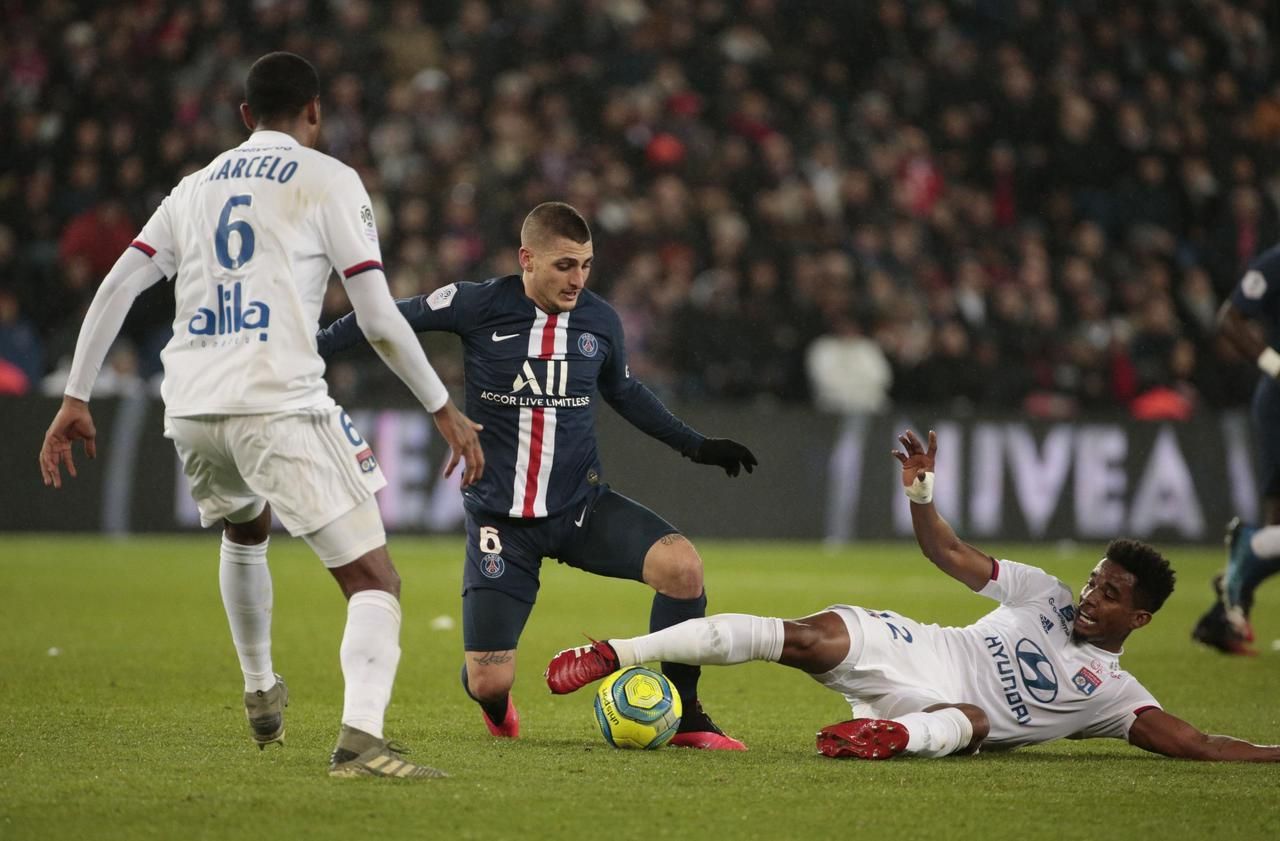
[1258,347,1280,379]
[904,471,934,505]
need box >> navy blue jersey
[318,275,705,517]
[1233,243,1280,348]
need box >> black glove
[690,438,758,477]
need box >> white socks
[896,708,974,757]
[1250,525,1280,558]
[219,535,275,693]
[339,589,403,740]
[611,614,785,668]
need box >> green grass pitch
[2,535,1279,840]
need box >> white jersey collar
[243,129,298,146]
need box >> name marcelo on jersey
[203,154,299,184]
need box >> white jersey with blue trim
[936,560,1161,749]
[134,129,383,416]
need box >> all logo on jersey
[1071,667,1102,696]
[577,332,598,357]
[1015,638,1058,703]
[355,447,378,473]
[188,282,270,341]
[513,359,569,397]
[480,553,505,579]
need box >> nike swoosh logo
[491,332,520,342]
[574,505,588,527]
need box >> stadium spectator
[3,0,1279,412]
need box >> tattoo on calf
[471,651,514,666]
[659,534,685,546]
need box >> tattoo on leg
[659,534,686,546]
[471,651,514,666]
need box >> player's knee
[780,612,849,674]
[224,502,270,544]
[331,546,400,599]
[645,536,703,598]
[465,662,514,701]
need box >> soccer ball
[593,666,682,749]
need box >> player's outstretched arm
[343,276,485,486]
[893,429,994,591]
[1128,708,1280,761]
[38,247,165,488]
[597,308,756,477]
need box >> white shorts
[165,406,387,537]
[811,605,965,720]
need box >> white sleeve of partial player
[978,559,1071,607]
[343,272,449,413]
[64,247,167,401]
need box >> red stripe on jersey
[516,313,562,516]
[522,408,546,517]
[990,559,1000,580]
[1133,705,1159,718]
[540,313,559,358]
[343,260,384,278]
[130,240,156,257]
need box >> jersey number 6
[215,194,256,269]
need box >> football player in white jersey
[37,52,483,779]
[547,429,1280,762]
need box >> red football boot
[544,639,620,694]
[669,702,747,751]
[481,695,520,738]
[816,718,909,759]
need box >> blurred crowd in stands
[2,0,1278,419]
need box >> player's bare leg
[222,502,287,748]
[321,513,446,778]
[640,534,745,750]
[463,651,520,738]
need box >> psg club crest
[480,553,505,579]
[1071,667,1102,696]
[578,332,598,357]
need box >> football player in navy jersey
[318,202,758,749]
[1192,245,1280,655]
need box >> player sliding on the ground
[547,430,1280,761]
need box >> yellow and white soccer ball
[593,666,682,749]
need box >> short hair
[1105,538,1176,613]
[521,202,591,247]
[245,52,319,124]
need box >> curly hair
[1105,538,1176,612]
[245,52,320,124]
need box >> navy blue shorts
[1253,378,1280,498]
[461,485,678,651]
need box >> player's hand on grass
[433,401,485,487]
[39,396,97,489]
[691,437,758,477]
[891,429,936,487]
